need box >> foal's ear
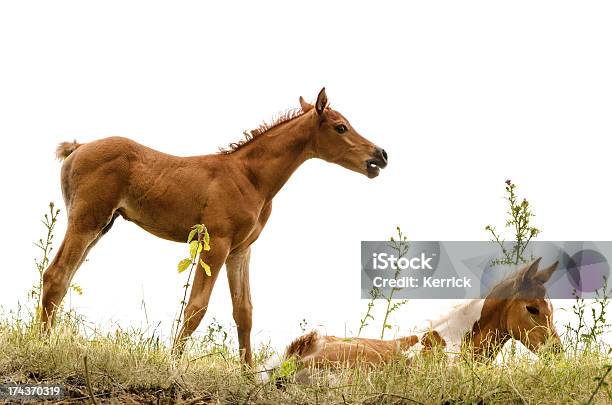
[534,260,559,284]
[517,257,542,286]
[315,87,328,115]
[299,96,313,112]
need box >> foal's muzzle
[538,336,564,357]
[546,339,564,355]
[366,147,388,178]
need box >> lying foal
[267,258,561,383]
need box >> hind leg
[40,210,116,329]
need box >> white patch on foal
[406,299,485,357]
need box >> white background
[1,1,610,351]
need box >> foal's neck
[431,298,510,358]
[231,113,315,200]
[423,299,486,353]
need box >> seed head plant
[358,226,409,339]
[32,202,60,322]
[32,202,82,324]
[485,179,540,266]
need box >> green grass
[0,315,610,404]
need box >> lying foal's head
[477,258,562,356]
[299,88,388,179]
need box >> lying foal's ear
[517,257,541,286]
[299,96,313,112]
[534,260,559,284]
[315,87,328,115]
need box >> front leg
[226,246,253,367]
[174,237,230,356]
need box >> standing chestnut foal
[41,88,388,366]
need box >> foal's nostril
[374,147,388,164]
[552,342,564,354]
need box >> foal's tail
[260,331,321,385]
[56,140,83,160]
[284,330,320,359]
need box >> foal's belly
[119,161,213,242]
[117,205,193,242]
[117,185,205,243]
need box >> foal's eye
[526,306,540,315]
[335,124,347,134]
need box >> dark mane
[486,265,546,300]
[218,107,306,154]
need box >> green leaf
[187,228,198,243]
[189,240,203,259]
[200,259,211,276]
[70,284,83,295]
[177,258,191,273]
[203,229,211,251]
[274,356,298,379]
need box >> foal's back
[284,331,420,368]
[59,136,232,242]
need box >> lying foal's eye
[526,306,540,315]
[335,124,347,134]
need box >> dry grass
[1,314,611,404]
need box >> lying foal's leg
[173,238,230,356]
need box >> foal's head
[484,258,562,355]
[299,88,388,179]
